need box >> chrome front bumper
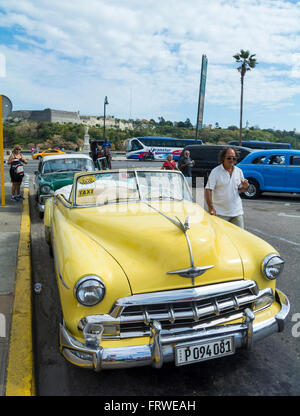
[59,289,289,371]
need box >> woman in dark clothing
[7,145,28,201]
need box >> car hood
[69,201,245,295]
[41,172,77,191]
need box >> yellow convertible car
[44,169,289,371]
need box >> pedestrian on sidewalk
[204,147,249,229]
[7,145,28,201]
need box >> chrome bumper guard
[38,195,51,212]
[59,289,289,371]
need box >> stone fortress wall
[9,108,133,130]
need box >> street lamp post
[103,96,109,141]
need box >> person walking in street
[7,145,28,201]
[204,147,249,229]
[161,154,178,170]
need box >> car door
[286,154,300,192]
[263,154,286,190]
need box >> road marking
[249,227,300,248]
[278,212,300,219]
[5,188,35,396]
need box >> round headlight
[41,185,52,194]
[262,254,284,280]
[74,276,105,306]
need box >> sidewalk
[0,171,34,395]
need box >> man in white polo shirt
[204,147,249,228]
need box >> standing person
[204,147,249,229]
[178,150,194,186]
[161,154,178,170]
[7,145,28,201]
[178,150,194,176]
[102,139,112,169]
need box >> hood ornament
[144,203,214,285]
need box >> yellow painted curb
[5,188,35,396]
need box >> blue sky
[0,0,300,131]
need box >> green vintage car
[34,153,107,218]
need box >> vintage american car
[32,148,66,159]
[44,169,289,371]
[34,153,101,218]
[237,149,300,199]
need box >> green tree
[233,49,258,145]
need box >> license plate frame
[175,336,235,366]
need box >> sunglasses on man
[226,156,237,161]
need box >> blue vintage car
[237,149,300,198]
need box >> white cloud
[0,0,300,127]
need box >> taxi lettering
[78,189,94,197]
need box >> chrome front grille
[79,280,274,339]
[118,289,257,336]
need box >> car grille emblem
[167,265,214,280]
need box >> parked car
[34,153,106,218]
[179,144,252,186]
[44,168,289,371]
[32,148,66,159]
[228,140,291,150]
[237,149,300,198]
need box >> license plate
[175,336,235,366]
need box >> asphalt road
[24,157,300,396]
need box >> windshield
[74,170,191,206]
[43,158,94,173]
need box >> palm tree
[233,50,257,145]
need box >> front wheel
[242,178,261,199]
